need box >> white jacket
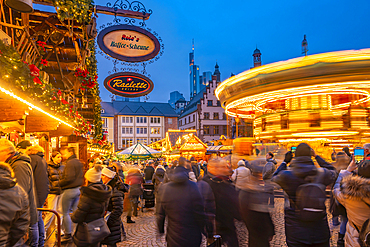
[231,166,251,190]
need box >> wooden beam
[32,1,151,20]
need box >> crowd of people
[0,138,370,247]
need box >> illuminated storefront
[216,49,370,150]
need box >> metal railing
[38,208,61,247]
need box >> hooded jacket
[47,160,63,195]
[0,168,30,246]
[152,166,165,193]
[334,170,370,247]
[71,182,112,246]
[272,155,337,245]
[28,151,49,208]
[157,166,205,247]
[59,154,84,190]
[7,152,38,225]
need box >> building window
[184,118,187,124]
[136,138,147,145]
[217,101,221,107]
[150,117,161,124]
[151,127,160,134]
[223,113,227,120]
[102,118,108,128]
[193,115,196,122]
[262,118,267,132]
[136,127,147,134]
[223,125,227,135]
[168,118,172,124]
[122,138,133,148]
[204,112,210,120]
[214,126,219,135]
[137,117,147,123]
[214,112,219,120]
[281,113,289,130]
[122,127,133,134]
[207,100,213,106]
[309,112,321,127]
[123,117,133,123]
[101,109,105,113]
[204,125,210,135]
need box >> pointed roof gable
[118,105,134,115]
[149,107,163,115]
[135,106,148,114]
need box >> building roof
[175,98,186,104]
[254,48,261,54]
[101,101,178,117]
[179,87,207,118]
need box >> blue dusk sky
[36,0,370,103]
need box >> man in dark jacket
[59,146,84,243]
[0,162,30,246]
[156,162,205,247]
[0,139,37,245]
[203,157,241,247]
[272,143,337,247]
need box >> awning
[206,145,233,154]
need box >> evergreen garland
[51,0,93,23]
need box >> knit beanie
[295,143,311,157]
[85,164,103,183]
[102,166,116,179]
[237,160,245,167]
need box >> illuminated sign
[97,24,160,62]
[103,72,154,98]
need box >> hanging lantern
[5,0,33,13]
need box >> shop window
[214,113,219,120]
[281,113,289,130]
[204,125,210,135]
[309,112,321,127]
[204,112,210,120]
[208,100,213,106]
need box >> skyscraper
[199,71,212,90]
[189,40,200,98]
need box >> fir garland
[51,0,93,24]
[0,40,91,135]
[86,39,103,142]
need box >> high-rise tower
[189,40,199,98]
[253,47,262,67]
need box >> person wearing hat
[333,143,370,247]
[126,168,144,223]
[231,160,251,191]
[71,164,112,247]
[272,143,337,247]
[101,167,126,246]
[16,140,32,154]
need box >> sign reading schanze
[104,72,154,98]
[98,24,160,62]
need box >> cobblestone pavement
[116,198,340,247]
[51,198,340,247]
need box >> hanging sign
[104,72,154,98]
[97,24,160,62]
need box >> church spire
[253,47,261,67]
[213,62,221,82]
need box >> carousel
[216,49,370,155]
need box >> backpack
[352,201,370,247]
[295,169,327,222]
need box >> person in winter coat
[0,139,37,246]
[329,151,350,247]
[152,165,165,195]
[272,143,337,247]
[333,147,370,247]
[44,151,64,235]
[239,158,275,247]
[26,145,50,247]
[0,162,30,246]
[231,160,251,190]
[101,167,125,247]
[156,162,205,247]
[59,146,84,243]
[71,164,112,247]
[203,157,241,247]
[143,163,155,183]
[263,152,277,181]
[126,168,144,223]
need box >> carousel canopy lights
[291,131,359,137]
[0,85,75,129]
